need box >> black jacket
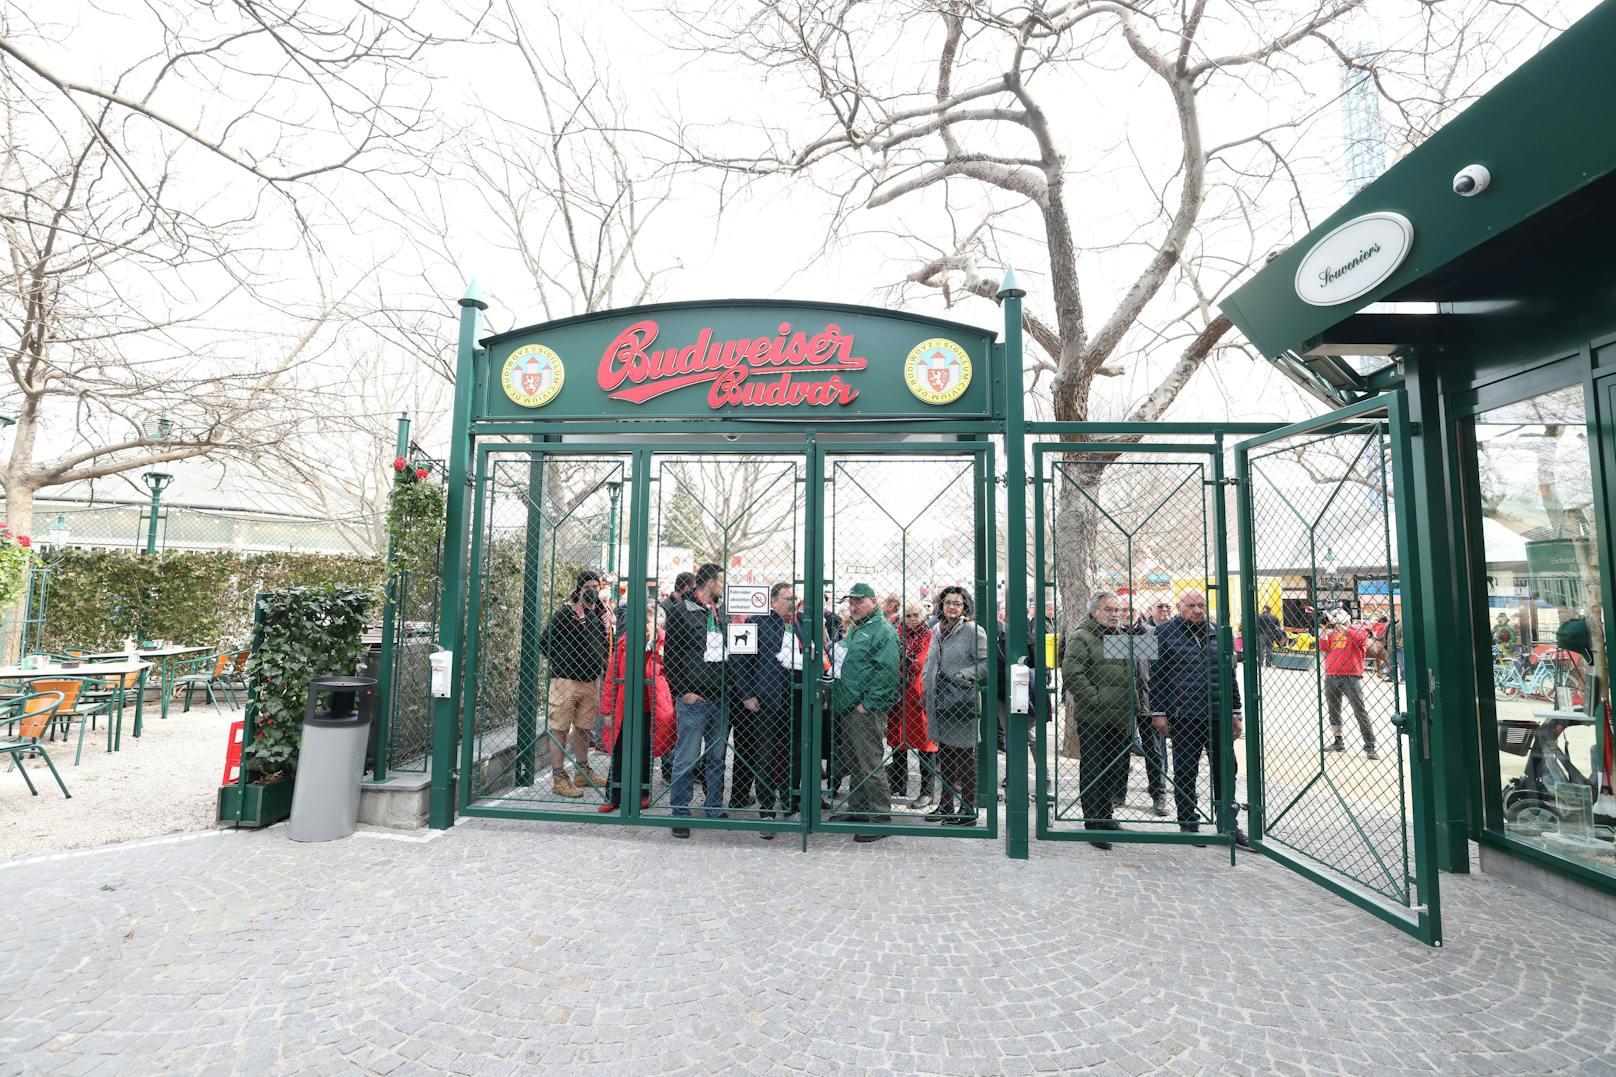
[538,602,608,682]
[664,597,726,700]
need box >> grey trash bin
[288,676,376,842]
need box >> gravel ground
[0,693,241,861]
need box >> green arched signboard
[477,300,1002,422]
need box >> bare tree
[677,0,1571,610]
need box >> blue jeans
[671,696,727,817]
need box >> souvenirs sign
[478,300,996,421]
[1292,212,1414,307]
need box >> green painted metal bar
[1039,829,1237,847]
[1254,840,1428,939]
[1031,447,1052,839]
[799,434,820,853]
[428,285,485,830]
[458,451,493,811]
[1234,443,1265,843]
[512,438,553,787]
[1235,395,1390,453]
[621,448,652,826]
[1210,438,1238,866]
[1384,388,1443,945]
[1031,441,1221,457]
[982,437,1001,841]
[372,412,410,783]
[1026,422,1285,435]
[999,269,1030,861]
[809,440,830,842]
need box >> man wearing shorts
[538,570,610,798]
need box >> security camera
[1452,164,1491,197]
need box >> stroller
[1499,705,1616,835]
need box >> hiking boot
[1365,745,1380,761]
[908,792,936,810]
[1325,736,1346,753]
[671,827,690,839]
[853,833,888,844]
[925,802,956,821]
[552,773,584,799]
[1152,795,1170,817]
[574,767,607,789]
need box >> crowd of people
[529,565,1430,850]
[535,563,995,844]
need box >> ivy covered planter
[217,776,294,828]
[219,585,372,826]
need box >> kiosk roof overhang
[1220,0,1616,366]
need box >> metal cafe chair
[173,653,236,712]
[0,691,72,798]
[32,678,119,765]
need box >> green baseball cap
[841,582,877,600]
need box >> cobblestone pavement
[3,819,1615,1076]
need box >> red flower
[392,456,407,471]
[16,536,29,548]
[415,468,429,480]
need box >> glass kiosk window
[1472,386,1614,881]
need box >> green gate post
[429,281,486,830]
[372,411,411,782]
[512,437,552,787]
[1211,437,1237,863]
[1404,358,1471,872]
[998,268,1030,861]
[1234,446,1265,844]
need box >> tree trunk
[1,484,38,663]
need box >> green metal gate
[816,445,998,839]
[1031,438,1238,850]
[638,449,808,838]
[1235,393,1442,945]
[459,444,634,819]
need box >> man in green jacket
[831,582,900,841]
[1062,589,1151,849]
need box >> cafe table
[0,658,152,751]
[81,645,213,721]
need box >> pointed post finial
[459,278,488,311]
[995,266,1026,303]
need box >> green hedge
[37,550,383,652]
[245,585,373,779]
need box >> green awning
[1220,0,1616,361]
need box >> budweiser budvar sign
[597,319,865,408]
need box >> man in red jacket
[1319,609,1376,759]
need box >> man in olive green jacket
[831,582,899,839]
[1062,590,1153,847]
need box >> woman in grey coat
[922,585,989,825]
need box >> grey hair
[1088,590,1119,615]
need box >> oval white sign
[1292,211,1413,307]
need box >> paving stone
[1,818,1613,1072]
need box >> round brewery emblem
[904,338,972,405]
[501,344,565,408]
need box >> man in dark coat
[733,582,807,829]
[1061,590,1149,849]
[536,569,610,799]
[1150,589,1248,847]
[662,562,728,836]
[1258,605,1284,667]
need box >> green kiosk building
[1222,0,1616,914]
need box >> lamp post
[605,480,623,575]
[141,472,172,556]
[46,513,70,549]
